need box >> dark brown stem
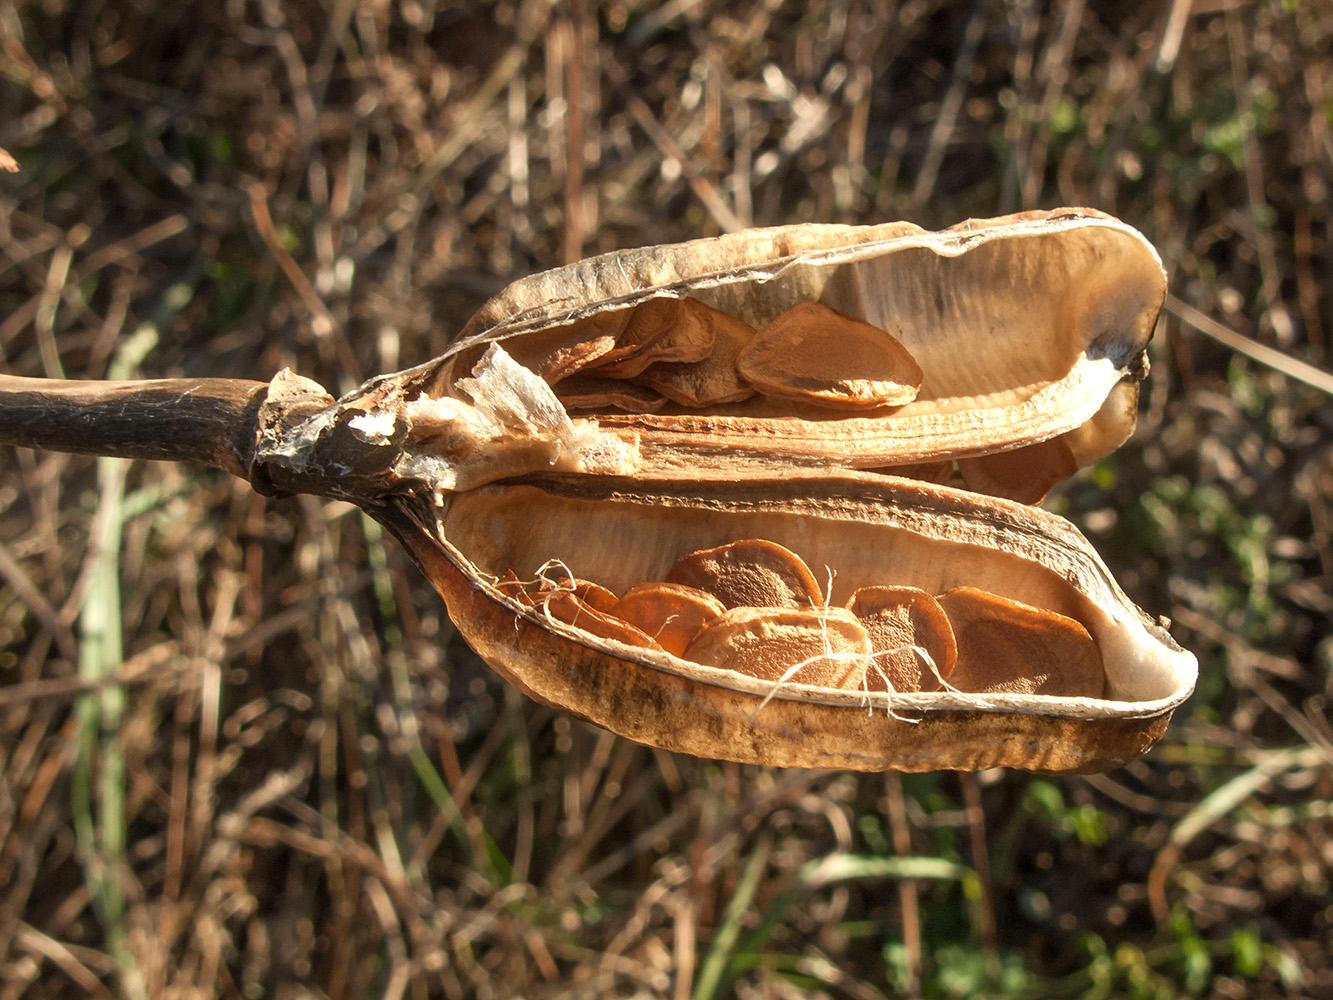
[0,375,270,479]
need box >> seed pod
[266,209,1197,773]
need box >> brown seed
[586,297,716,379]
[494,569,536,605]
[846,586,957,692]
[636,302,757,406]
[558,577,620,613]
[935,587,1105,698]
[736,302,923,410]
[684,606,870,689]
[541,590,665,652]
[554,374,669,413]
[525,306,634,384]
[538,334,619,384]
[956,436,1079,504]
[612,582,726,657]
[666,538,824,610]
[883,461,955,486]
[493,571,618,613]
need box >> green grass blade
[692,836,773,1000]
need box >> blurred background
[2,1,1331,997]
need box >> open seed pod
[257,208,1197,773]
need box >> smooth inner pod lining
[814,228,1162,408]
[438,481,1189,706]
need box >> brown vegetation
[1,1,1331,996]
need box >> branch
[0,375,271,478]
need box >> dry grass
[2,1,1332,997]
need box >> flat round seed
[665,538,824,610]
[612,582,726,657]
[494,569,536,605]
[846,586,957,693]
[525,305,633,384]
[493,572,618,614]
[957,436,1078,504]
[736,302,923,410]
[684,606,870,689]
[541,590,665,651]
[553,577,619,613]
[935,586,1105,698]
[555,374,668,413]
[636,301,757,406]
[881,461,954,486]
[587,296,716,379]
[538,334,619,384]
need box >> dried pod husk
[265,209,1196,773]
[378,468,1196,774]
[417,209,1168,486]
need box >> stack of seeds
[527,298,922,412]
[496,539,1106,699]
[502,295,1079,504]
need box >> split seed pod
[259,208,1197,773]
